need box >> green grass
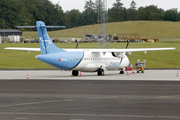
[2,21,180,69]
[0,42,179,69]
[23,21,180,40]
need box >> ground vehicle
[85,34,98,39]
[135,60,146,73]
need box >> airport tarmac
[0,69,180,80]
[0,80,180,120]
[0,70,180,120]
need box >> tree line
[0,0,180,30]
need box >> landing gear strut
[72,70,79,76]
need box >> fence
[159,37,180,43]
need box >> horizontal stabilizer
[5,47,40,51]
[16,26,66,29]
[16,26,37,28]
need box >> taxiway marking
[0,99,73,108]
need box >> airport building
[0,29,22,36]
[0,29,22,43]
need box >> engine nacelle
[112,52,126,58]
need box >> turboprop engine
[112,52,126,58]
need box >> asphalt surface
[0,70,180,80]
[0,80,180,120]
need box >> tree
[127,0,138,20]
[65,9,82,27]
[164,8,178,21]
[137,5,164,21]
[83,0,96,25]
[108,0,125,22]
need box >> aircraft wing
[5,47,175,54]
[89,48,175,54]
[66,48,175,55]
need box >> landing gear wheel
[142,71,144,73]
[97,68,104,76]
[72,70,79,76]
[137,71,139,73]
[119,70,124,74]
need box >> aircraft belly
[75,60,99,72]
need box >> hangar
[0,29,22,36]
[0,29,22,43]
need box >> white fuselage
[72,51,129,72]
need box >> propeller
[126,40,130,49]
[76,41,79,49]
[120,40,130,64]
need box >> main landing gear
[72,70,79,76]
[72,68,105,76]
[119,69,125,74]
[97,67,104,76]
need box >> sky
[50,0,179,12]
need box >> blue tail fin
[36,21,65,54]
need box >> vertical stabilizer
[36,21,65,54]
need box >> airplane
[5,21,175,76]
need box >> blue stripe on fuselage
[37,51,84,70]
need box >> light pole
[3,19,5,40]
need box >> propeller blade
[126,40,130,49]
[125,40,130,55]
[76,41,79,49]
[120,58,123,64]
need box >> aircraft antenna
[96,0,109,48]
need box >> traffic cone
[132,69,135,74]
[80,72,82,76]
[27,73,29,79]
[177,71,179,77]
[127,71,129,76]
